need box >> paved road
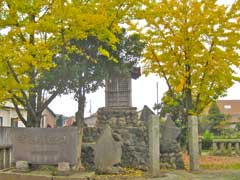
[1,170,240,180]
[144,170,240,180]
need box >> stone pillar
[212,142,218,152]
[188,116,199,171]
[4,148,10,168]
[227,143,232,151]
[0,149,3,169]
[10,148,13,167]
[3,149,6,169]
[220,142,225,152]
[148,115,160,177]
[199,139,202,155]
[235,142,239,154]
[235,142,239,151]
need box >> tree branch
[6,60,37,120]
[150,48,177,101]
[194,40,215,110]
[11,98,27,126]
[38,89,60,114]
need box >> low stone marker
[94,125,122,174]
[148,115,160,177]
[188,116,199,171]
[15,161,29,172]
[58,162,70,171]
[57,162,71,176]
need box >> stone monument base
[97,107,140,127]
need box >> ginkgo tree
[0,0,139,127]
[133,0,240,119]
[0,0,141,170]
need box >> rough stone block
[95,125,122,174]
[58,162,70,172]
[15,161,29,172]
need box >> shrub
[202,130,214,150]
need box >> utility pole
[89,100,92,116]
[156,82,159,115]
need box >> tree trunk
[36,89,43,127]
[74,112,84,171]
[185,64,193,154]
[27,90,37,127]
[73,88,86,171]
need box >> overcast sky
[49,0,239,117]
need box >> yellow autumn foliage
[0,0,137,102]
[132,0,240,114]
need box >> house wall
[202,100,240,124]
[0,107,26,128]
[1,103,56,128]
[64,117,75,127]
[84,115,97,127]
[41,109,56,128]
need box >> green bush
[202,130,214,150]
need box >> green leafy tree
[56,115,65,127]
[154,91,183,125]
[202,130,214,150]
[207,102,226,135]
[66,30,144,126]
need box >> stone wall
[82,107,184,171]
[160,149,183,169]
[82,126,149,171]
[97,107,139,127]
[82,107,149,170]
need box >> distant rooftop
[217,100,240,115]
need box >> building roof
[64,116,75,127]
[84,113,97,127]
[217,100,240,115]
[46,107,56,118]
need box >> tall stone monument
[97,69,141,127]
[105,76,132,108]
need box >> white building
[84,113,97,127]
[0,102,26,127]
